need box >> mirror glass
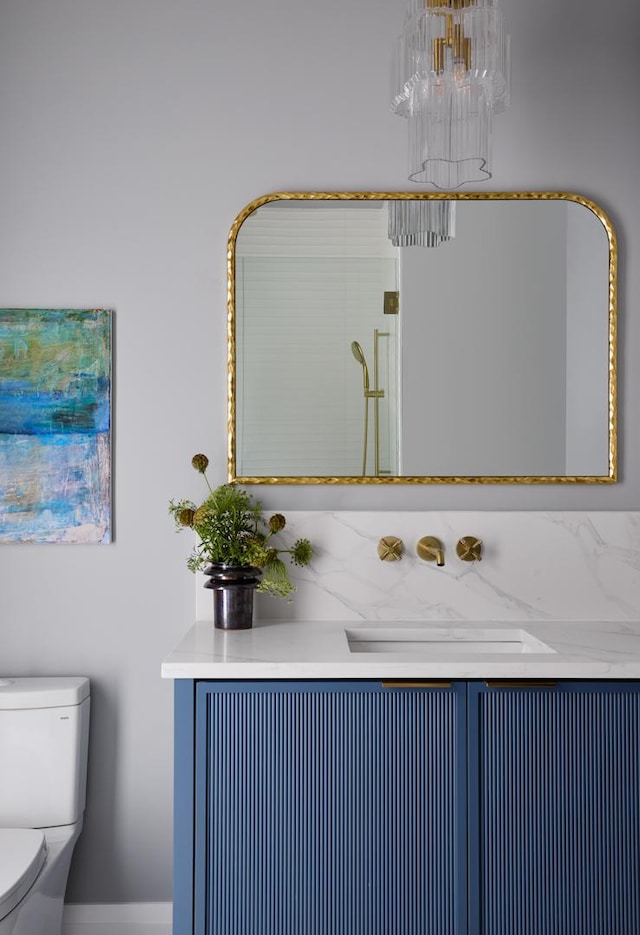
[229,194,616,484]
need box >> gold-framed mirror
[228,192,617,485]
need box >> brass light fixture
[391,0,510,190]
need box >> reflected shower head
[351,341,370,391]
[351,340,366,366]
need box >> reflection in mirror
[229,194,616,484]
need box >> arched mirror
[228,192,617,484]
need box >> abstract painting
[0,308,111,543]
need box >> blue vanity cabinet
[467,681,640,935]
[175,679,467,935]
[174,678,640,935]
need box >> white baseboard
[62,903,172,934]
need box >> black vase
[203,564,262,630]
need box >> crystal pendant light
[387,199,455,247]
[391,0,510,190]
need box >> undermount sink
[345,626,556,656]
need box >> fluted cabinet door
[194,681,466,935]
[469,682,640,935]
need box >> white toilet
[0,677,90,935]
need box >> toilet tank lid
[0,677,89,709]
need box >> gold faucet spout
[416,536,446,567]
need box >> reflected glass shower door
[237,256,399,477]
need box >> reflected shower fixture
[351,340,371,393]
[351,340,372,476]
[388,199,456,247]
[351,336,386,477]
[390,0,510,190]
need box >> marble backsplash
[195,512,640,624]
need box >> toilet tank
[0,677,90,829]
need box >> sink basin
[345,626,556,655]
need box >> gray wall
[0,0,638,904]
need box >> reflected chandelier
[387,199,455,247]
[391,0,510,190]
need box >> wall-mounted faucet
[416,536,445,567]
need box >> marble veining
[194,512,640,624]
[162,619,640,679]
[165,511,640,679]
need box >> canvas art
[0,308,112,543]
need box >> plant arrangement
[170,454,313,599]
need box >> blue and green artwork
[0,308,111,543]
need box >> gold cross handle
[456,536,483,562]
[377,536,404,562]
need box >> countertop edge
[161,662,640,680]
[162,619,640,681]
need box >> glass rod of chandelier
[391,0,510,190]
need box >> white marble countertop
[162,619,640,680]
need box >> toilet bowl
[0,678,90,935]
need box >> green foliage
[291,538,313,566]
[260,557,294,599]
[170,457,313,599]
[191,484,262,566]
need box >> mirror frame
[227,191,617,485]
